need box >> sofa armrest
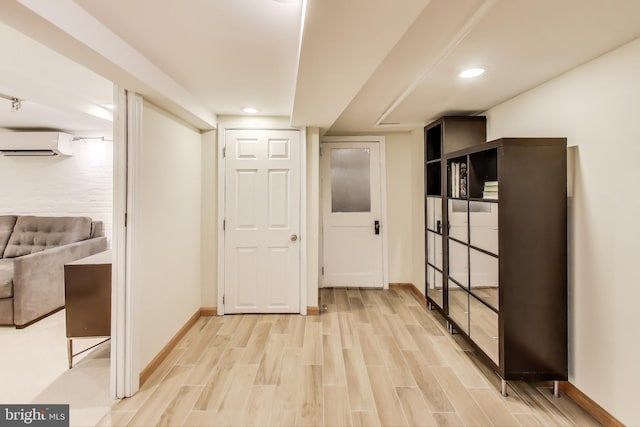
[12,236,108,327]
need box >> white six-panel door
[224,129,300,313]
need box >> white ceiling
[1,0,640,135]
[0,20,112,133]
[74,0,303,117]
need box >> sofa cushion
[0,216,17,259]
[91,221,105,238]
[0,259,13,299]
[3,216,92,258]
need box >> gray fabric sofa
[0,215,108,328]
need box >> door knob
[374,220,380,235]
[290,234,298,242]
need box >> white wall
[484,37,640,426]
[385,132,415,283]
[0,138,113,240]
[138,102,202,369]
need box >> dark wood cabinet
[425,117,568,393]
[64,249,111,368]
[434,137,568,394]
[424,116,486,313]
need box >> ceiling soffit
[0,20,113,131]
[1,0,217,129]
[329,0,490,133]
[329,0,640,134]
[291,0,431,130]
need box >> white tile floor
[0,310,114,426]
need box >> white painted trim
[300,128,308,315]
[318,142,325,289]
[379,138,389,289]
[319,135,390,289]
[125,92,143,396]
[216,127,226,315]
[111,89,143,398]
[111,86,127,399]
[217,118,306,315]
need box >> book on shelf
[459,163,467,197]
[482,180,498,200]
[450,161,467,198]
[482,191,499,200]
[451,163,458,198]
[454,163,459,198]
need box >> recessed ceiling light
[459,67,485,79]
[242,107,260,114]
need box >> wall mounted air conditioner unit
[0,131,73,156]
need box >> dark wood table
[64,249,111,368]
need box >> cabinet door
[448,281,469,334]
[426,229,444,308]
[469,295,498,365]
[469,201,498,255]
[448,200,468,242]
[448,240,469,287]
[469,248,499,310]
[427,231,443,270]
[426,197,442,232]
[426,264,443,308]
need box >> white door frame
[320,136,389,289]
[111,88,142,398]
[217,120,307,315]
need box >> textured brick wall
[0,139,113,241]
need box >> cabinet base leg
[553,380,560,398]
[447,321,454,334]
[501,379,508,397]
[67,338,73,369]
[428,301,433,311]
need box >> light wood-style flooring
[98,288,599,426]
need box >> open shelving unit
[424,116,487,314]
[425,121,569,395]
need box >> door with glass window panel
[321,142,384,287]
